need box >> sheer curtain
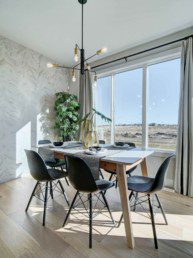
[175,37,193,197]
[79,70,93,119]
[78,70,93,140]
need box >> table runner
[38,145,134,180]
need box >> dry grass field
[98,124,178,150]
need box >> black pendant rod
[80,2,85,74]
[81,2,84,49]
[92,34,193,70]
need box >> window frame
[94,48,181,152]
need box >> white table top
[43,145,154,165]
[101,149,154,165]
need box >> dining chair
[38,139,69,186]
[63,155,115,248]
[118,154,174,249]
[25,150,69,226]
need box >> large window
[94,76,112,143]
[114,69,142,146]
[148,59,180,150]
[94,55,181,151]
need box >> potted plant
[54,92,80,141]
[80,108,111,148]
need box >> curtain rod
[92,34,193,70]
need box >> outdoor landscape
[97,124,178,150]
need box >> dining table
[39,143,154,249]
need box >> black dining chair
[63,155,115,248]
[118,154,174,249]
[38,139,69,186]
[25,149,69,226]
[106,142,137,187]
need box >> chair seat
[48,168,68,180]
[45,159,66,168]
[106,166,137,175]
[95,179,114,191]
[127,176,154,193]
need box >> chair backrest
[25,150,51,181]
[38,139,51,145]
[65,155,98,193]
[115,141,136,147]
[150,154,174,193]
[124,142,136,148]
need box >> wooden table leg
[141,158,148,176]
[116,164,134,249]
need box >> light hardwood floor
[0,175,193,258]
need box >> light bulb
[47,62,54,68]
[97,47,107,55]
[72,76,76,82]
[72,69,76,82]
[47,63,59,68]
[86,64,91,70]
[74,45,79,62]
[74,54,79,62]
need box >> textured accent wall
[0,35,71,183]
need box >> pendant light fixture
[47,0,107,84]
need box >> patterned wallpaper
[0,35,72,183]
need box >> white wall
[0,35,74,183]
[91,27,193,72]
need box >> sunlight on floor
[54,209,193,243]
[16,121,31,177]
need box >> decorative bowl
[53,141,63,146]
[89,146,101,152]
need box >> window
[94,55,181,151]
[94,76,112,143]
[114,69,142,146]
[148,59,180,150]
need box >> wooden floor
[0,176,193,258]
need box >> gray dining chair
[118,154,174,249]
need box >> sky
[94,58,180,125]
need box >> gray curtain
[79,70,93,119]
[174,37,193,197]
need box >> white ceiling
[0,0,193,66]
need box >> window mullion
[142,65,148,149]
[110,75,115,144]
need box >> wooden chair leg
[43,182,48,226]
[88,193,92,249]
[155,193,168,225]
[101,191,115,224]
[25,181,39,212]
[148,194,158,249]
[133,192,138,211]
[99,169,104,179]
[63,191,79,227]
[61,166,69,186]
[58,180,69,206]
[50,181,53,199]
[109,173,113,181]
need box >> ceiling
[0,0,193,66]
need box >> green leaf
[54,92,80,139]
